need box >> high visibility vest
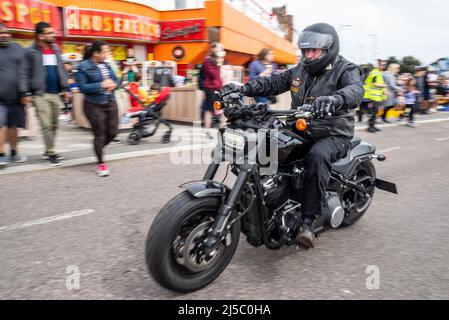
[364,68,387,102]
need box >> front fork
[201,164,249,256]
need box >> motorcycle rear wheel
[341,161,376,227]
[145,191,240,293]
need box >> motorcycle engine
[262,175,290,209]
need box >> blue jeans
[255,96,270,104]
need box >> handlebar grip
[266,109,296,116]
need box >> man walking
[364,59,387,133]
[20,22,68,166]
[0,23,28,167]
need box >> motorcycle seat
[351,136,362,148]
[331,137,361,173]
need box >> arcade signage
[159,19,206,42]
[0,0,62,34]
[63,8,160,42]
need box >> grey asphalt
[0,118,449,300]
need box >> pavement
[1,111,449,176]
[0,111,449,299]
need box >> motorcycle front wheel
[145,191,240,293]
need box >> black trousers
[301,135,352,219]
[84,100,118,164]
[382,105,394,121]
[358,101,369,122]
[367,101,382,128]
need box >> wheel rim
[172,214,228,273]
[343,165,375,216]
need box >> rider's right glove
[219,83,249,98]
[311,95,344,119]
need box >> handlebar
[215,90,315,119]
[267,105,313,117]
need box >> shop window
[207,27,220,43]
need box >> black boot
[295,217,316,249]
[366,126,377,133]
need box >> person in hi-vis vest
[364,59,387,133]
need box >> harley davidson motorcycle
[145,93,397,293]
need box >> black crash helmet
[298,23,340,75]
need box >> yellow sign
[111,45,127,61]
[62,43,86,55]
[12,38,33,48]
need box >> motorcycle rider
[219,23,365,249]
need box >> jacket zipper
[301,75,318,105]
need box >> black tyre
[128,132,141,145]
[341,161,376,227]
[145,191,240,293]
[162,131,171,144]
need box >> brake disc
[182,221,225,273]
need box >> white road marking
[355,115,449,131]
[435,137,449,141]
[0,143,215,175]
[0,209,95,232]
[378,146,401,153]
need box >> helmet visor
[299,31,334,50]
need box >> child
[147,83,161,105]
[401,78,420,127]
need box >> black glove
[219,83,250,98]
[311,95,344,119]
[252,102,268,119]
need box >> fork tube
[202,170,248,254]
[203,163,220,180]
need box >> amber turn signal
[214,101,222,111]
[295,119,308,131]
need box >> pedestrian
[401,78,420,127]
[76,40,120,177]
[364,60,387,133]
[201,42,226,138]
[382,63,403,123]
[21,22,68,166]
[248,48,278,104]
[358,64,374,123]
[0,23,28,167]
[122,48,139,83]
[62,61,76,121]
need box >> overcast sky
[274,0,449,65]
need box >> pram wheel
[162,131,172,144]
[128,131,141,145]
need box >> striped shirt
[97,63,112,95]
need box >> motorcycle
[145,92,397,293]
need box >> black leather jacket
[242,56,365,138]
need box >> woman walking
[382,63,402,123]
[248,48,277,104]
[76,40,120,177]
[201,42,226,138]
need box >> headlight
[222,131,245,151]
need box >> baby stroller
[124,86,173,145]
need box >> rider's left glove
[219,83,249,98]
